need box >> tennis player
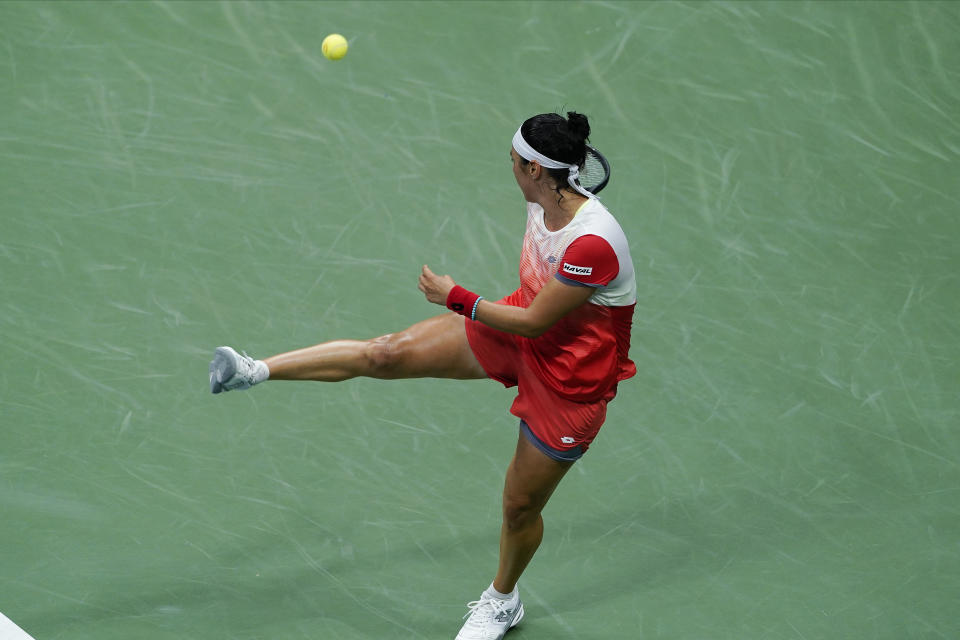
[209,112,636,639]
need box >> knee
[365,332,409,378]
[502,493,542,532]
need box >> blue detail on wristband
[470,296,484,321]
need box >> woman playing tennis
[209,111,636,640]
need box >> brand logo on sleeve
[562,263,593,276]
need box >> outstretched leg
[217,312,486,390]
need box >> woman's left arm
[475,277,593,337]
[418,265,593,338]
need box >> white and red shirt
[513,198,636,401]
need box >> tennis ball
[322,34,348,61]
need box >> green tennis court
[2,2,958,638]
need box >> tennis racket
[580,145,611,194]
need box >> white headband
[512,127,595,199]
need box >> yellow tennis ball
[322,34,348,61]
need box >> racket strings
[577,147,610,194]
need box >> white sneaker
[209,346,268,394]
[455,589,524,640]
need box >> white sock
[253,360,270,384]
[485,583,516,601]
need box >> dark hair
[519,111,591,201]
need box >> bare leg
[493,433,574,594]
[263,312,486,382]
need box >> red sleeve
[557,234,619,286]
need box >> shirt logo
[561,436,576,444]
[562,263,592,276]
[547,256,557,263]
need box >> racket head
[580,145,611,194]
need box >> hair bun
[565,111,591,142]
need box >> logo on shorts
[560,436,576,444]
[562,263,592,276]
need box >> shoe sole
[209,347,238,394]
